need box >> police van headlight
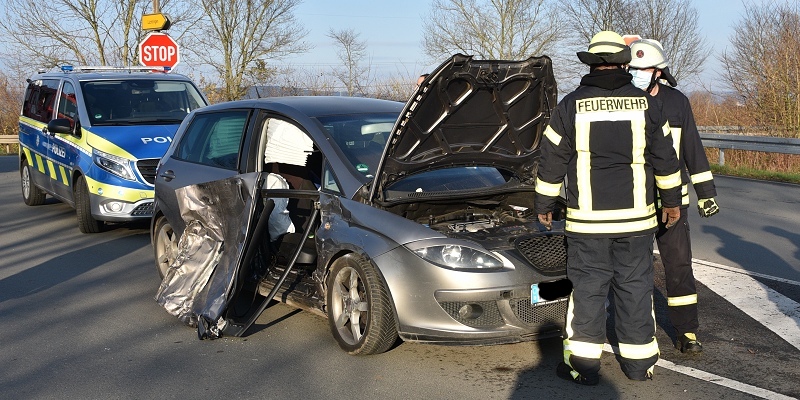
[93,149,136,181]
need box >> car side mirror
[47,118,74,135]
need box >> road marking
[653,251,800,351]
[643,252,800,398]
[692,257,800,287]
[690,258,800,352]
[603,344,795,400]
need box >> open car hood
[370,54,557,202]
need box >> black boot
[556,362,600,386]
[676,333,703,353]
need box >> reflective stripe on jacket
[655,84,717,207]
[534,68,681,238]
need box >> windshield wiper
[131,118,184,124]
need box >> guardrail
[0,135,18,153]
[2,131,799,166]
[697,129,800,165]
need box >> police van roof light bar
[56,65,167,74]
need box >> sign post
[138,32,180,71]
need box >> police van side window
[173,110,249,170]
[57,82,78,130]
[22,79,60,123]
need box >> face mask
[630,69,654,91]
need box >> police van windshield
[81,80,206,126]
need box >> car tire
[326,254,398,355]
[21,159,46,206]
[153,215,179,279]
[75,175,103,233]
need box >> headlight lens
[93,149,136,181]
[413,245,503,271]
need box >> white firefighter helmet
[628,38,678,87]
[629,39,669,69]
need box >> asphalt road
[0,155,798,400]
[687,175,800,282]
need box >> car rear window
[173,110,249,170]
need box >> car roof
[200,96,404,117]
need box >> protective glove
[697,198,719,218]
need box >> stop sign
[139,32,180,70]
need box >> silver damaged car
[152,54,571,355]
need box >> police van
[18,66,208,233]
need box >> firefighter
[627,37,720,354]
[534,31,682,385]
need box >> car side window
[173,110,249,170]
[322,161,341,193]
[57,81,78,130]
[22,79,60,123]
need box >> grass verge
[711,164,800,185]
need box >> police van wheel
[75,175,103,233]
[21,159,46,206]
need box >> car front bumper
[373,246,570,345]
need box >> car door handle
[159,170,175,181]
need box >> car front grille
[510,297,568,328]
[131,201,154,216]
[136,158,159,185]
[514,234,567,275]
[438,300,504,328]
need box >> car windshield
[81,79,206,126]
[316,113,397,178]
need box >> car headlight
[93,149,136,181]
[413,245,503,271]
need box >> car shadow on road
[0,235,148,304]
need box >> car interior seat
[137,99,160,113]
[261,118,320,267]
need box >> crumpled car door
[155,173,259,339]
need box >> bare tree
[560,0,633,45]
[625,0,708,83]
[190,0,310,101]
[327,28,371,96]
[265,66,338,97]
[560,0,708,84]
[371,71,422,102]
[720,1,800,134]
[422,0,563,61]
[0,0,199,69]
[0,72,25,136]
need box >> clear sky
[276,0,767,92]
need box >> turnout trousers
[656,207,699,336]
[564,234,659,380]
